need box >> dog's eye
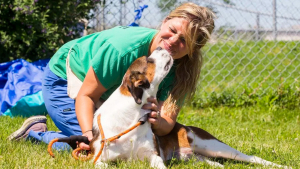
[164,65,169,71]
[164,59,171,71]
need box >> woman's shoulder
[108,26,157,34]
[102,26,158,55]
[103,26,157,43]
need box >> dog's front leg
[139,130,166,169]
[92,146,109,168]
[137,146,166,169]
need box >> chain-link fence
[88,0,300,97]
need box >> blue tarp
[0,59,49,117]
[3,90,47,117]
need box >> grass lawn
[0,105,299,168]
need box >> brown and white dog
[91,47,172,168]
[90,47,288,168]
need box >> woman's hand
[143,97,179,136]
[142,97,161,130]
[79,130,93,150]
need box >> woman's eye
[169,27,176,33]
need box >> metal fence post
[273,0,277,41]
[256,14,260,41]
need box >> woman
[9,2,215,150]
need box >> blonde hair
[163,2,215,115]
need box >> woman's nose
[169,34,179,45]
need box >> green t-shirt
[49,26,175,101]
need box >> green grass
[1,105,299,168]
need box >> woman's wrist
[82,130,93,140]
[152,113,175,136]
[82,129,93,134]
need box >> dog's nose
[156,47,163,51]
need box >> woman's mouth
[162,40,175,55]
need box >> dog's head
[121,47,173,104]
[148,47,174,85]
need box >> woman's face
[152,17,189,60]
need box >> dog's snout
[156,47,163,51]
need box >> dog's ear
[146,57,155,64]
[133,77,150,89]
[128,71,150,104]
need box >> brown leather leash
[48,113,148,164]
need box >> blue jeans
[27,64,82,150]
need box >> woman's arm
[144,98,179,136]
[75,66,107,149]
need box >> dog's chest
[93,87,156,160]
[101,123,153,159]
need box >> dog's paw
[281,165,292,169]
[204,159,224,168]
[151,162,167,169]
[94,161,109,168]
[149,156,166,169]
[150,159,167,169]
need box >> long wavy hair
[162,3,215,115]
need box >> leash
[47,113,149,164]
[48,135,92,160]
